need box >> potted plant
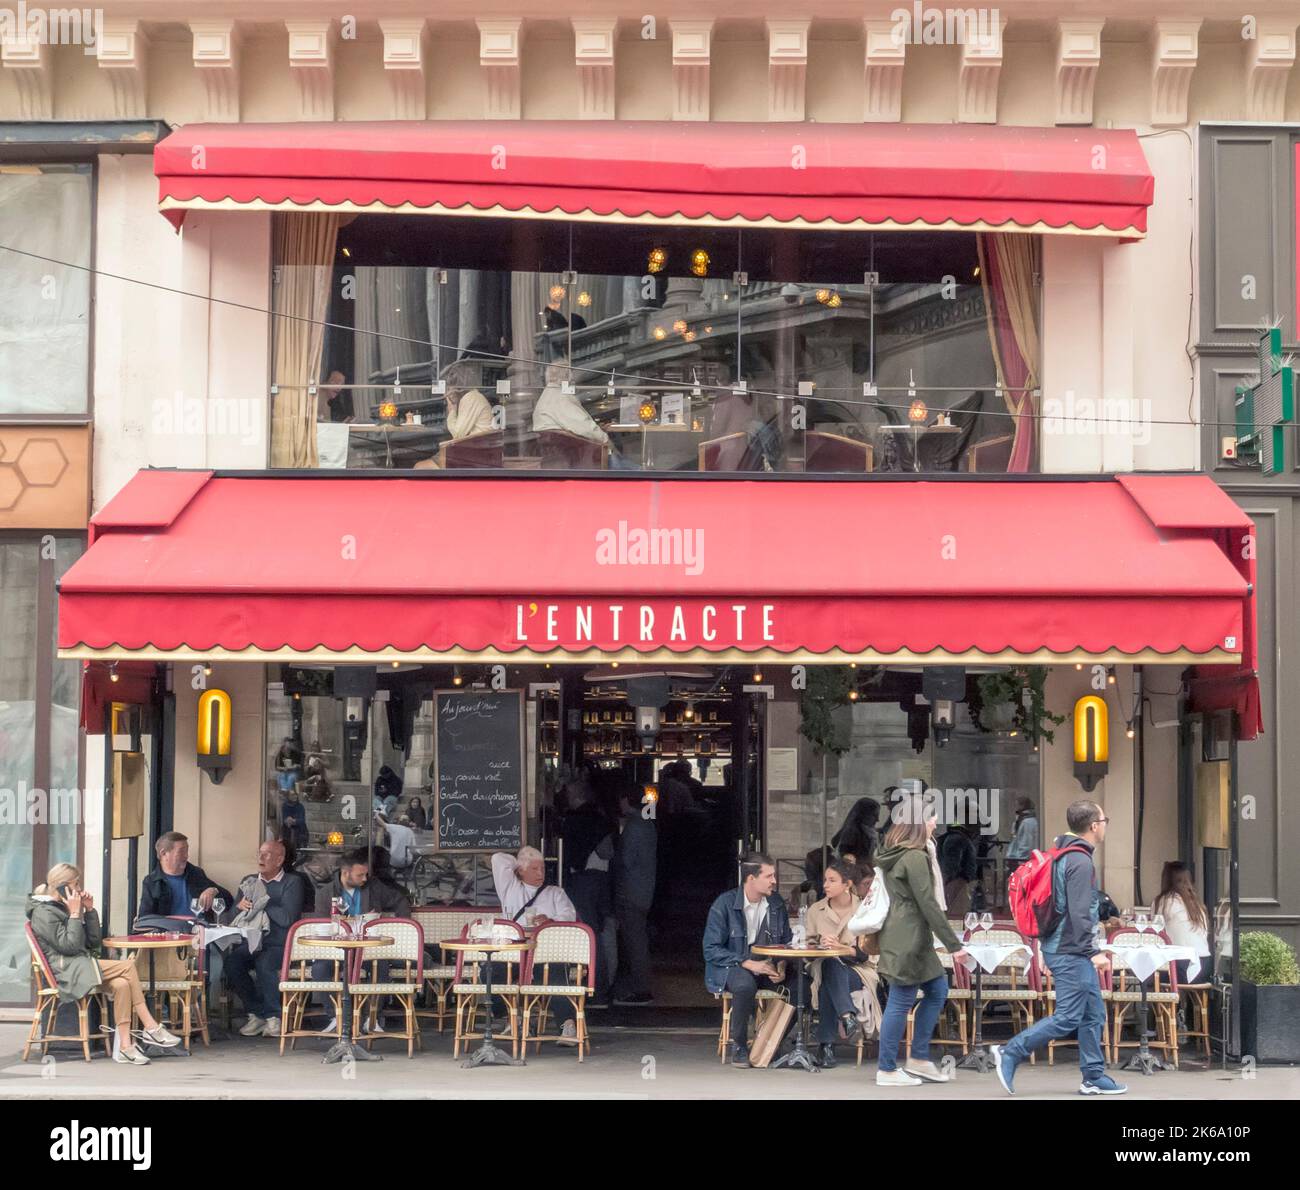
[967,665,1064,744]
[1239,931,1300,1063]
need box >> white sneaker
[239,1015,266,1037]
[876,1069,923,1087]
[112,1045,151,1066]
[904,1059,951,1083]
[141,1025,182,1049]
[318,1017,339,1035]
[263,1018,282,1038]
[558,1020,578,1047]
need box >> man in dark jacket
[611,786,657,1007]
[702,852,802,1067]
[138,831,233,920]
[992,800,1127,1096]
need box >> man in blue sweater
[992,800,1127,1096]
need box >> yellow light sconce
[1072,694,1109,792]
[197,688,233,784]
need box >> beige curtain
[976,234,1041,472]
[270,212,341,468]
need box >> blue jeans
[878,973,948,1071]
[1003,951,1106,1082]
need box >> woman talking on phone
[27,863,182,1065]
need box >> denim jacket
[702,887,791,995]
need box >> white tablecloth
[958,942,1034,976]
[1104,943,1200,984]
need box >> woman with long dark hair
[1152,861,1210,983]
[874,795,968,1087]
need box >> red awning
[59,472,1251,667]
[154,121,1153,238]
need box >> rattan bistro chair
[412,907,483,1032]
[714,989,784,1061]
[277,919,346,1055]
[1108,929,1181,1068]
[352,918,425,1057]
[904,948,972,1061]
[22,924,112,1063]
[520,921,597,1061]
[965,926,1041,1037]
[451,919,527,1059]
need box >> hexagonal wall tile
[16,437,69,487]
[0,464,23,511]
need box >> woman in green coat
[873,797,968,1087]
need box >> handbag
[749,993,795,1068]
[847,868,889,935]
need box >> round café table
[1103,940,1201,1074]
[298,934,392,1064]
[751,943,853,1072]
[440,937,535,1068]
[102,934,198,1055]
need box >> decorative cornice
[1245,20,1296,123]
[1055,19,1103,126]
[573,18,616,120]
[863,18,905,123]
[957,17,1005,124]
[97,18,148,120]
[0,34,52,121]
[380,19,428,120]
[190,20,240,123]
[767,18,809,122]
[671,19,712,122]
[1150,20,1200,127]
[478,18,522,120]
[285,20,335,121]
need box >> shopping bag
[847,867,889,934]
[749,997,795,1068]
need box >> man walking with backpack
[992,799,1127,1096]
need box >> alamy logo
[50,1121,151,1170]
[595,521,705,577]
[889,4,1000,47]
[0,5,105,53]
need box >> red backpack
[1007,843,1090,938]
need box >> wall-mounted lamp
[1072,694,1109,792]
[197,688,233,785]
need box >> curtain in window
[270,213,341,468]
[976,234,1041,473]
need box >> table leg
[463,955,524,1068]
[323,956,381,1064]
[771,960,818,1073]
[1121,977,1168,1074]
[958,966,994,1072]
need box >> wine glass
[1153,913,1166,937]
[1136,912,1149,933]
[980,912,994,933]
[963,912,978,934]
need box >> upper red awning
[60,471,1251,667]
[154,121,1154,238]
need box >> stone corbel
[97,19,149,120]
[1055,19,1103,126]
[285,20,335,121]
[671,20,712,121]
[1245,20,1296,123]
[190,20,241,123]
[767,18,809,122]
[380,19,428,120]
[573,18,616,120]
[1150,20,1200,127]
[478,19,523,120]
[863,18,905,123]
[957,16,1005,124]
[1,33,53,121]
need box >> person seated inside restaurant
[279,786,309,853]
[703,852,807,1068]
[806,860,882,1068]
[318,369,354,423]
[490,845,581,1044]
[406,796,428,831]
[443,360,496,440]
[225,840,308,1040]
[373,764,403,817]
[138,830,232,922]
[531,363,610,446]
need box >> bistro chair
[698,431,752,472]
[1108,928,1181,1068]
[520,921,597,1061]
[451,919,528,1059]
[352,918,425,1058]
[803,431,874,473]
[964,925,1041,1039]
[142,927,209,1050]
[1179,977,1215,1061]
[21,924,112,1063]
[964,433,1015,473]
[714,989,784,1062]
[538,429,608,470]
[412,907,484,1032]
[438,430,504,469]
[903,948,972,1061]
[277,919,347,1056]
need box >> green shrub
[1239,931,1300,985]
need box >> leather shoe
[818,1043,838,1069]
[727,1041,751,1068]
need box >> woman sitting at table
[1152,861,1211,984]
[27,863,181,1066]
[444,361,495,440]
[406,796,428,831]
[806,860,882,1068]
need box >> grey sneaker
[112,1041,151,1066]
[142,1025,181,1048]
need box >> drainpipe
[1133,666,1145,907]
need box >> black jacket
[313,869,410,918]
[139,862,233,920]
[1044,835,1101,958]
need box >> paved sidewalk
[1,1023,1293,1100]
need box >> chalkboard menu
[433,689,525,851]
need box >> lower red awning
[154,121,1153,237]
[60,471,1251,668]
